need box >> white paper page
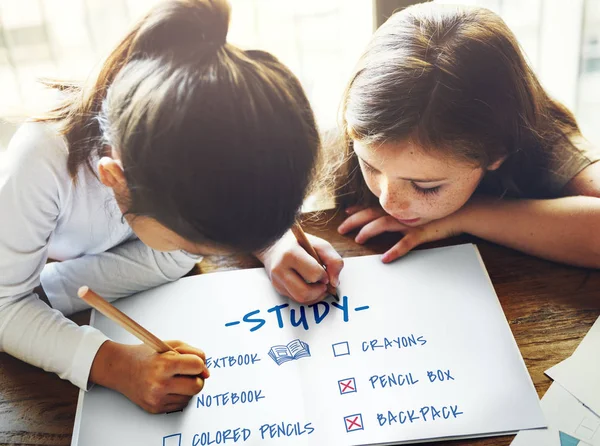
[511,427,560,446]
[546,317,600,416]
[512,383,600,446]
[72,244,544,446]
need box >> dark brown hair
[36,0,320,252]
[337,3,581,207]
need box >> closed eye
[411,183,442,195]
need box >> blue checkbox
[332,341,350,357]
[344,413,364,432]
[163,433,182,446]
[338,377,357,395]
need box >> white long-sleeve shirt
[0,122,199,390]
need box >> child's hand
[338,205,464,263]
[90,340,209,414]
[256,229,344,305]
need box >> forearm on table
[41,240,200,315]
[462,196,600,268]
[0,293,108,389]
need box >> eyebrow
[359,158,447,183]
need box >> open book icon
[268,339,311,366]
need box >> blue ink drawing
[344,413,364,432]
[338,377,357,395]
[268,339,310,366]
[332,341,350,357]
[163,433,182,446]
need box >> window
[579,0,600,145]
[437,0,600,147]
[1,0,596,209]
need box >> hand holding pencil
[291,222,339,300]
[256,222,344,305]
[80,286,209,414]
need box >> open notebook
[72,244,544,446]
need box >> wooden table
[1,209,599,446]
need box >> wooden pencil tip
[328,288,340,302]
[77,286,89,298]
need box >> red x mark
[340,380,355,392]
[346,416,361,430]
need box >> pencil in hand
[78,286,210,414]
[77,286,178,354]
[291,221,340,301]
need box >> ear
[487,155,507,171]
[98,156,130,202]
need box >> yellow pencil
[77,286,177,354]
[291,221,339,301]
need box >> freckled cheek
[430,186,475,219]
[400,189,461,220]
[411,195,445,218]
[363,171,381,197]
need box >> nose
[378,179,410,215]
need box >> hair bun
[133,0,231,56]
[190,0,231,45]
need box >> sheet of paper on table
[512,316,600,446]
[511,383,599,446]
[546,316,600,416]
[72,244,544,446]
